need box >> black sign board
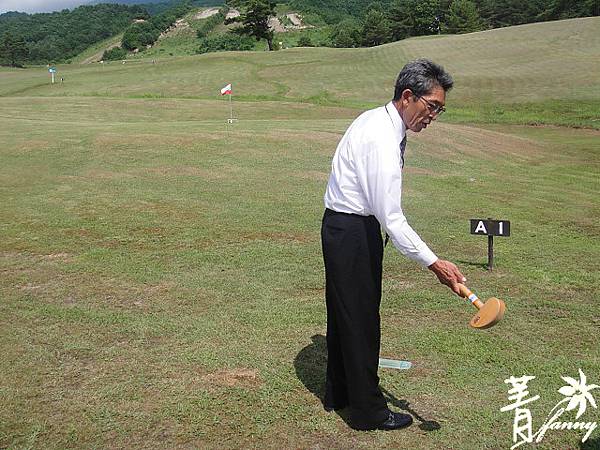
[469,218,511,271]
[470,219,510,237]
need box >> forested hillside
[0,4,147,64]
[284,0,599,48]
[290,0,598,26]
[88,0,225,15]
[121,2,195,52]
[0,0,225,66]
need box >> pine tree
[445,0,484,34]
[330,19,361,48]
[388,0,414,41]
[226,0,277,51]
[0,33,29,67]
[542,0,600,19]
[588,0,600,16]
[412,0,442,35]
[361,9,392,46]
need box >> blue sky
[0,0,89,14]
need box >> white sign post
[48,67,57,84]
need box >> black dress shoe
[376,411,413,430]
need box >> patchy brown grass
[81,169,136,180]
[93,132,224,150]
[137,165,234,180]
[1,251,74,262]
[412,122,547,161]
[15,139,51,153]
[295,170,329,181]
[201,368,261,389]
[238,230,314,244]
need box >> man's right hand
[428,259,466,295]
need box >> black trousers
[321,208,389,429]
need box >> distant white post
[49,66,57,84]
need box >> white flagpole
[229,91,233,121]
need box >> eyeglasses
[414,94,446,116]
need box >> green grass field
[1,17,599,449]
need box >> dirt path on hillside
[269,13,312,33]
[195,8,220,19]
[195,7,240,20]
[226,9,240,19]
[81,41,120,64]
[286,13,303,27]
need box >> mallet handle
[458,283,484,310]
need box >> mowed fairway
[1,17,600,449]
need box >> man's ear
[401,89,413,105]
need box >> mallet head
[458,284,506,329]
[469,297,505,329]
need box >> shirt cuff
[409,246,438,267]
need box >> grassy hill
[9,17,600,128]
[1,16,599,450]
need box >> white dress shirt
[324,101,438,267]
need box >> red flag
[220,83,232,95]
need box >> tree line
[290,0,598,28]
[291,0,599,47]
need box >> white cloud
[0,0,88,14]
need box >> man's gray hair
[393,59,453,101]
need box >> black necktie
[400,135,407,168]
[385,135,407,247]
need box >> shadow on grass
[380,386,441,432]
[580,437,600,449]
[294,334,327,403]
[294,334,441,432]
[293,334,357,429]
[455,259,489,270]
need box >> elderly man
[321,59,466,431]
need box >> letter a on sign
[474,221,487,234]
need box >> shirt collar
[385,101,407,142]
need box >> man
[321,59,466,431]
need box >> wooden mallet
[458,284,506,329]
